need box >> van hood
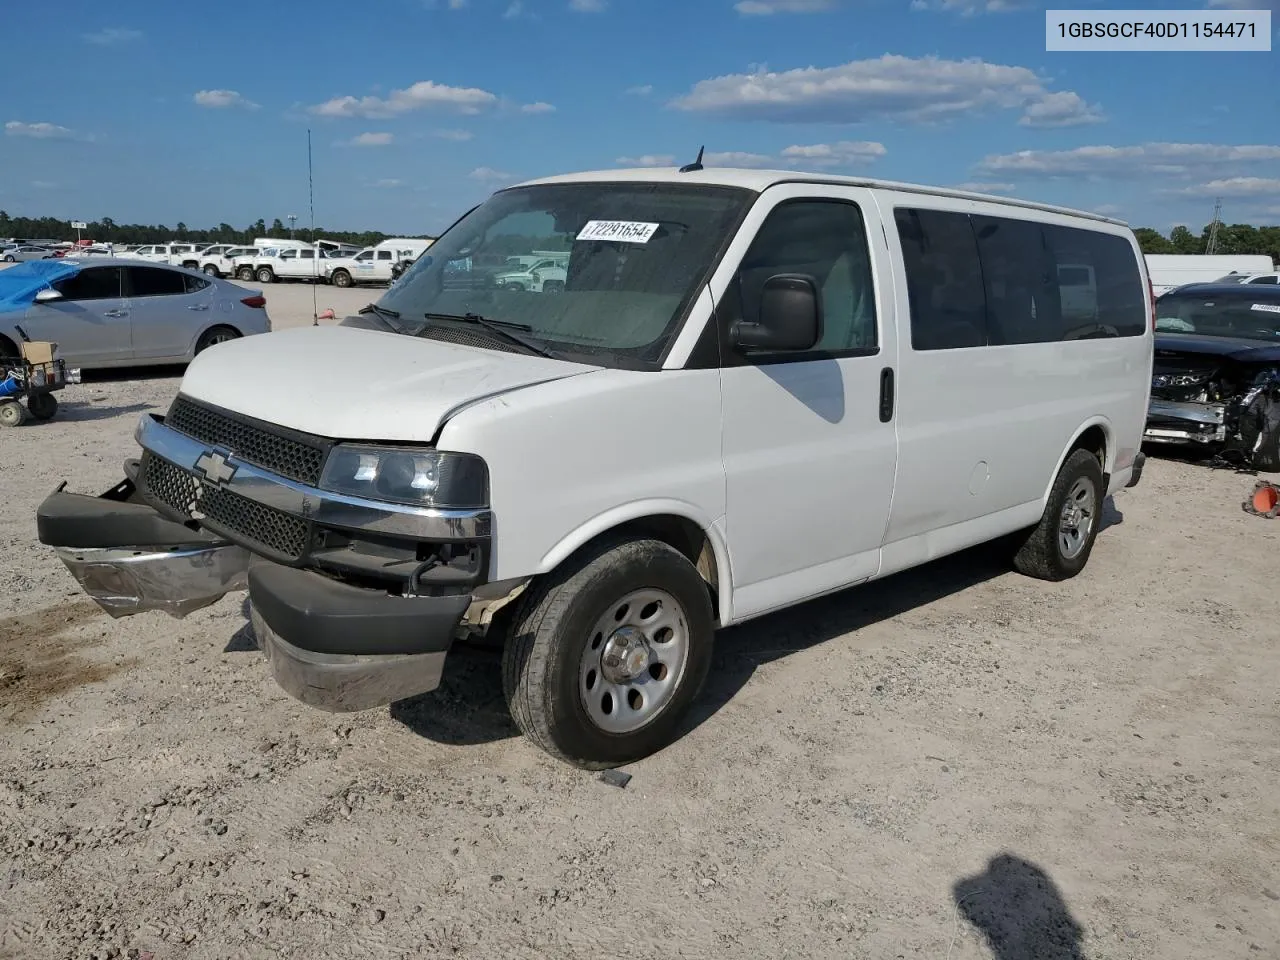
[177,324,601,442]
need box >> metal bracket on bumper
[37,479,250,618]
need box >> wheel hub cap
[600,626,651,683]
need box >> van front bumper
[37,478,471,712]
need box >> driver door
[715,185,899,621]
[22,265,131,366]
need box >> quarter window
[184,274,212,294]
[731,199,878,356]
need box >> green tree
[1133,227,1173,254]
[1169,225,1202,254]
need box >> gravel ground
[2,280,1278,959]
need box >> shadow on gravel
[953,853,1087,959]
[1100,494,1123,532]
[80,364,187,384]
[390,646,518,745]
[50,400,156,423]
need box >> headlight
[319,445,488,509]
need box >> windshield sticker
[576,220,660,244]
[1250,303,1280,314]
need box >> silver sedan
[0,258,272,369]
[2,245,57,263]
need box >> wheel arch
[1043,418,1112,507]
[191,323,243,358]
[536,501,733,626]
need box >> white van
[37,167,1153,769]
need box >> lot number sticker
[1251,303,1280,314]
[577,220,659,244]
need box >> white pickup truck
[248,246,326,283]
[325,240,432,287]
[197,245,260,278]
[121,243,202,267]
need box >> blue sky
[2,0,1276,235]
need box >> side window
[895,208,986,350]
[972,214,1062,346]
[732,199,878,356]
[1251,275,1278,285]
[356,251,372,262]
[280,250,297,261]
[1043,225,1145,337]
[376,250,393,261]
[52,267,122,301]
[184,274,211,294]
[128,267,187,297]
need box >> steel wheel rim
[579,588,691,735]
[1058,476,1097,560]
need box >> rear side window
[53,267,122,301]
[896,206,1145,349]
[184,274,211,294]
[128,267,186,297]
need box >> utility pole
[288,214,297,239]
[1205,197,1223,255]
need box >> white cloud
[434,128,474,141]
[735,0,838,14]
[1018,91,1104,128]
[569,0,606,10]
[310,80,498,118]
[911,0,1034,13]
[470,166,515,182]
[521,101,556,114]
[952,181,1018,194]
[5,121,76,140]
[83,27,141,45]
[977,143,1280,178]
[1178,177,1280,197]
[193,89,260,110]
[626,84,654,96]
[374,179,403,188]
[504,1,524,15]
[345,132,395,147]
[616,155,677,167]
[704,151,779,167]
[670,55,1095,126]
[780,140,887,166]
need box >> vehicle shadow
[80,365,187,384]
[952,853,1088,959]
[391,536,1020,750]
[1099,494,1123,532]
[47,400,157,423]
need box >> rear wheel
[195,325,240,355]
[26,392,57,420]
[1012,447,1105,581]
[256,267,275,284]
[502,536,715,769]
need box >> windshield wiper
[422,311,559,359]
[357,302,408,334]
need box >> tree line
[0,212,433,248]
[3,210,1277,262]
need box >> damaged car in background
[1146,283,1280,470]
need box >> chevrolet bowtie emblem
[194,450,237,485]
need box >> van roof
[511,166,1129,228]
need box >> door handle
[103,310,127,318]
[879,367,894,423]
[187,304,209,311]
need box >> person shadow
[953,854,1087,960]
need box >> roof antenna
[679,145,705,173]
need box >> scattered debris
[598,769,631,789]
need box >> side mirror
[731,274,822,352]
[34,288,64,304]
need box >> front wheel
[1012,447,1105,581]
[203,264,220,276]
[502,537,715,769]
[331,269,352,288]
[236,266,255,281]
[0,401,24,427]
[542,280,564,294]
[2,255,14,263]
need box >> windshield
[1156,293,1280,339]
[378,181,752,367]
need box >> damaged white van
[37,166,1153,769]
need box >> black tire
[2,255,14,263]
[26,392,57,421]
[502,536,715,769]
[0,401,24,427]
[542,280,564,294]
[203,264,220,276]
[182,261,199,271]
[256,267,275,284]
[195,325,241,355]
[236,266,255,281]
[0,336,17,362]
[1012,447,1105,581]
[331,269,352,288]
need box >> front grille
[166,396,327,486]
[142,454,309,561]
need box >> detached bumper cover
[248,563,469,712]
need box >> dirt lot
[2,281,1278,959]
